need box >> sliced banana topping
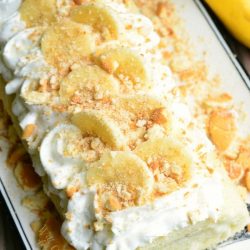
[21,79,51,105]
[41,19,96,71]
[20,0,57,27]
[118,95,169,131]
[70,3,119,40]
[86,151,154,210]
[71,110,127,150]
[93,47,151,88]
[60,64,120,103]
[134,136,192,195]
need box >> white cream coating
[0,0,21,25]
[3,28,55,79]
[40,124,85,189]
[0,13,25,44]
[5,77,23,94]
[108,176,222,250]
[0,57,12,80]
[62,190,96,250]
[11,95,27,119]
[3,28,42,69]
[62,173,223,250]
[0,1,226,250]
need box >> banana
[70,3,119,40]
[20,0,57,27]
[21,79,51,105]
[93,47,151,88]
[41,19,95,71]
[205,0,250,48]
[59,64,120,103]
[86,151,154,199]
[71,110,127,149]
[134,136,191,190]
[118,95,169,130]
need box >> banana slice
[70,3,119,40]
[71,110,127,149]
[21,79,51,105]
[134,136,191,192]
[60,64,120,103]
[94,47,151,88]
[41,19,95,71]
[20,0,57,27]
[118,95,169,130]
[87,151,154,201]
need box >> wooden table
[0,5,249,250]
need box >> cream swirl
[0,12,25,44]
[3,28,43,69]
[62,190,96,250]
[40,124,84,189]
[3,27,55,80]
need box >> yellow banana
[205,0,250,48]
[20,0,57,27]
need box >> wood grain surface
[0,2,249,250]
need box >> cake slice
[0,0,249,250]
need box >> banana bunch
[205,0,250,48]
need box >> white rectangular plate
[0,0,250,249]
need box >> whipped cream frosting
[61,171,223,250]
[40,124,85,189]
[0,1,225,250]
[0,0,21,25]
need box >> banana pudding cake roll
[0,0,249,250]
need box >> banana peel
[205,0,250,48]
